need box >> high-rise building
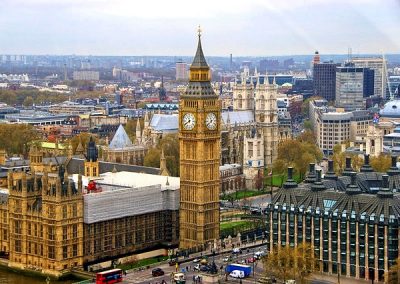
[175,61,188,81]
[179,30,221,249]
[351,57,387,98]
[335,65,374,111]
[313,62,339,101]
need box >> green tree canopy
[370,154,392,172]
[0,124,39,156]
[273,132,322,180]
[143,133,179,176]
[263,243,317,284]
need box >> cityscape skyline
[1,0,399,56]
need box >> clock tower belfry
[179,28,221,249]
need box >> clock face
[206,113,217,130]
[182,113,196,130]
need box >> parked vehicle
[229,270,245,279]
[225,263,251,278]
[232,248,242,254]
[172,272,186,284]
[152,268,165,277]
[247,257,256,263]
[169,258,177,266]
[223,256,232,262]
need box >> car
[151,268,164,277]
[247,257,256,263]
[232,248,242,254]
[223,256,232,262]
[193,258,200,263]
[200,265,210,272]
[194,264,201,271]
[168,258,177,266]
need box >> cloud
[0,0,399,55]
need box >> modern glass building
[265,156,400,282]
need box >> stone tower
[84,137,99,178]
[179,28,221,249]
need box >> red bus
[96,268,123,284]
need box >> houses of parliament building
[0,138,179,277]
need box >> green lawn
[264,173,302,187]
[117,255,169,271]
[221,190,267,201]
[220,220,250,231]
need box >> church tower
[179,28,221,249]
[84,137,99,177]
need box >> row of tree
[263,243,316,284]
[0,124,39,156]
[332,143,392,173]
[144,134,179,177]
[271,131,323,186]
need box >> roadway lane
[122,245,269,284]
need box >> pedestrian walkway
[309,273,377,284]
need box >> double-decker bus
[96,268,123,284]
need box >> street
[121,244,269,284]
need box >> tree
[331,143,362,174]
[303,119,312,131]
[69,132,95,154]
[272,159,287,187]
[23,96,34,107]
[274,135,322,180]
[143,148,160,168]
[301,96,321,119]
[388,257,400,283]
[370,154,392,172]
[0,124,39,156]
[263,243,317,284]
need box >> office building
[351,57,387,98]
[175,61,188,81]
[266,156,400,282]
[335,65,374,111]
[313,62,339,101]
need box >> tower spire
[191,25,208,69]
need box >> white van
[229,270,245,278]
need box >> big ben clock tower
[179,27,221,249]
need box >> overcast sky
[0,0,399,56]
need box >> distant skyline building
[72,70,99,81]
[335,65,374,111]
[351,57,387,98]
[175,61,188,81]
[313,62,339,101]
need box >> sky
[0,0,399,56]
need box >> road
[121,245,269,284]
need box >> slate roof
[221,111,254,125]
[109,124,134,149]
[271,162,400,221]
[150,114,178,132]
